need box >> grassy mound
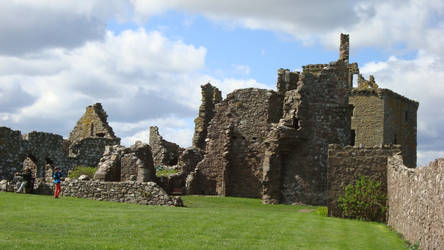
[0,192,406,249]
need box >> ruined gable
[68,103,117,144]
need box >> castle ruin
[1,34,442,248]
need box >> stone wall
[189,88,282,197]
[68,103,118,144]
[0,126,119,181]
[0,103,120,181]
[62,179,183,206]
[327,144,401,218]
[94,143,156,183]
[350,89,385,147]
[387,155,444,249]
[158,147,203,194]
[192,83,222,150]
[382,89,418,168]
[263,60,353,206]
[149,126,183,168]
[350,85,418,168]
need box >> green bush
[315,207,328,217]
[337,176,387,222]
[68,166,97,179]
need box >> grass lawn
[0,192,407,249]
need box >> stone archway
[23,155,38,179]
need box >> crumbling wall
[149,126,183,168]
[327,144,401,218]
[263,61,353,205]
[276,68,299,94]
[192,83,222,150]
[0,127,69,180]
[94,143,156,183]
[0,127,26,180]
[61,179,183,206]
[158,147,203,194]
[0,103,121,182]
[68,137,120,168]
[68,103,117,144]
[190,88,283,197]
[387,155,444,249]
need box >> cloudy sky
[0,0,443,166]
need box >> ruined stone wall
[327,145,401,218]
[0,127,27,180]
[149,126,183,168]
[94,143,156,183]
[68,137,120,169]
[263,62,353,205]
[192,83,222,150]
[158,148,203,195]
[276,68,299,94]
[68,103,117,143]
[191,88,283,197]
[60,179,183,206]
[387,155,444,249]
[0,127,69,180]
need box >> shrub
[68,166,97,179]
[337,176,387,222]
[315,207,328,217]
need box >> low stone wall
[387,155,444,249]
[61,179,183,206]
[327,144,401,218]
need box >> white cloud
[361,51,444,165]
[0,26,266,147]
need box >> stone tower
[349,76,418,168]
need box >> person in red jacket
[53,167,62,199]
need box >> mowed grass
[0,192,407,249]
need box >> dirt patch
[298,209,314,213]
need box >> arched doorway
[22,155,38,193]
[23,155,38,179]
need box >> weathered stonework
[68,103,118,144]
[0,103,120,182]
[350,84,418,168]
[61,179,183,206]
[94,142,156,183]
[149,126,183,168]
[327,144,401,218]
[189,88,283,197]
[158,147,204,195]
[387,155,444,249]
[192,83,222,150]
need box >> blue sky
[0,0,443,166]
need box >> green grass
[68,166,97,179]
[0,192,407,249]
[155,168,179,177]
